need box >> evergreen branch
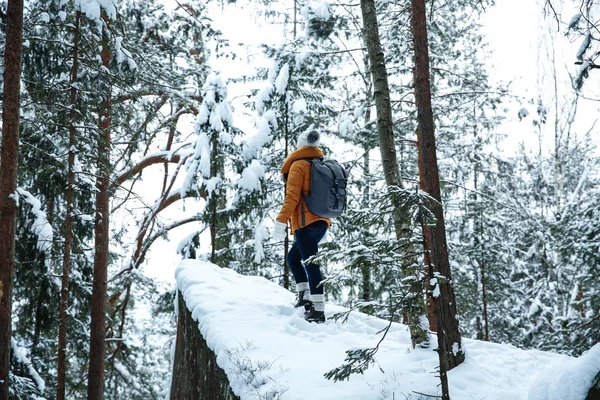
[403,176,518,212]
[324,280,423,381]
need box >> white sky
[481,0,600,155]
[481,0,541,92]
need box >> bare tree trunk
[57,12,80,400]
[410,2,464,399]
[360,0,427,347]
[0,0,24,396]
[283,104,290,289]
[88,24,112,400]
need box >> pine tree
[239,0,345,284]
[57,10,81,399]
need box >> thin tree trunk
[360,0,427,347]
[360,150,371,301]
[209,128,218,263]
[480,260,489,341]
[360,49,373,302]
[283,103,290,289]
[57,11,80,400]
[473,156,489,342]
[88,23,112,400]
[32,277,49,349]
[410,3,464,400]
[209,130,226,265]
[293,0,298,39]
[0,0,24,396]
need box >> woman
[273,129,330,323]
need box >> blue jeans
[287,220,328,295]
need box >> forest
[0,0,599,398]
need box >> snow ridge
[174,260,592,400]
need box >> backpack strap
[293,158,321,226]
[296,157,322,163]
[296,158,319,204]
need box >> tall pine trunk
[0,0,24,396]
[88,23,112,400]
[57,11,80,400]
[360,0,427,347]
[410,1,464,398]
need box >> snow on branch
[16,188,53,254]
[75,0,117,22]
[576,33,592,61]
[11,339,45,393]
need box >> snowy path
[175,260,597,400]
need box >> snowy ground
[174,260,600,400]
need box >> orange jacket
[276,146,331,234]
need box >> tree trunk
[360,48,373,303]
[57,12,80,400]
[410,1,464,399]
[361,149,371,301]
[0,0,24,396]
[586,369,600,400]
[170,291,240,400]
[209,129,227,266]
[360,0,427,347]
[473,159,489,342]
[87,24,112,400]
[480,260,489,341]
[283,106,290,289]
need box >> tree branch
[134,216,208,270]
[575,60,600,69]
[112,152,183,188]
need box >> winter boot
[294,282,312,311]
[304,294,325,324]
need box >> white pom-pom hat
[296,129,321,148]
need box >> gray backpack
[299,158,348,218]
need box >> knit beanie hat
[296,129,321,148]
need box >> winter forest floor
[174,260,600,400]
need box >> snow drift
[174,259,600,400]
